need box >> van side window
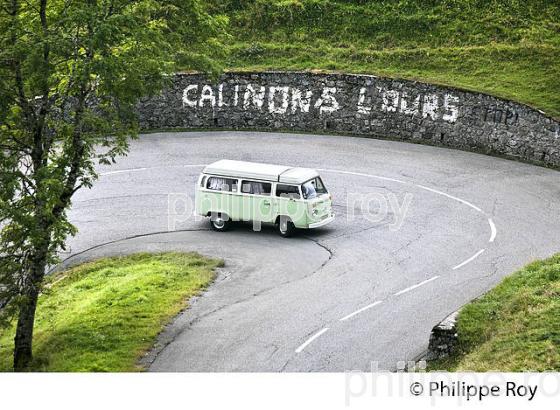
[276,184,300,199]
[207,177,238,192]
[241,180,272,195]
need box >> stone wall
[137,72,560,168]
[426,311,459,361]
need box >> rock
[426,311,460,361]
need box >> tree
[0,0,226,371]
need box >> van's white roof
[203,160,319,184]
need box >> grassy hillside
[0,253,222,372]
[207,0,560,118]
[431,254,560,371]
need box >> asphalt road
[62,131,560,372]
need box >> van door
[274,184,306,227]
[240,180,274,223]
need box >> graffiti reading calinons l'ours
[182,83,460,124]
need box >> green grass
[431,254,560,371]
[0,253,223,372]
[205,0,560,118]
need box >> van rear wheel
[278,217,295,238]
[210,213,231,232]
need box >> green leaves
[0,0,225,328]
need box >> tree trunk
[13,284,40,371]
[13,249,47,371]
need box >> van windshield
[301,177,328,200]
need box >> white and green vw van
[195,160,334,237]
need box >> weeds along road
[61,131,560,371]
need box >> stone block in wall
[426,311,459,361]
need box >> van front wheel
[210,213,231,232]
[278,217,295,238]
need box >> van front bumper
[308,214,335,229]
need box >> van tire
[278,216,295,238]
[210,213,231,232]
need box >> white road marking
[100,164,206,177]
[317,169,406,184]
[452,249,486,270]
[394,276,439,296]
[101,167,150,176]
[339,301,383,322]
[488,218,497,242]
[320,168,495,272]
[415,184,483,213]
[320,169,485,216]
[295,328,330,353]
